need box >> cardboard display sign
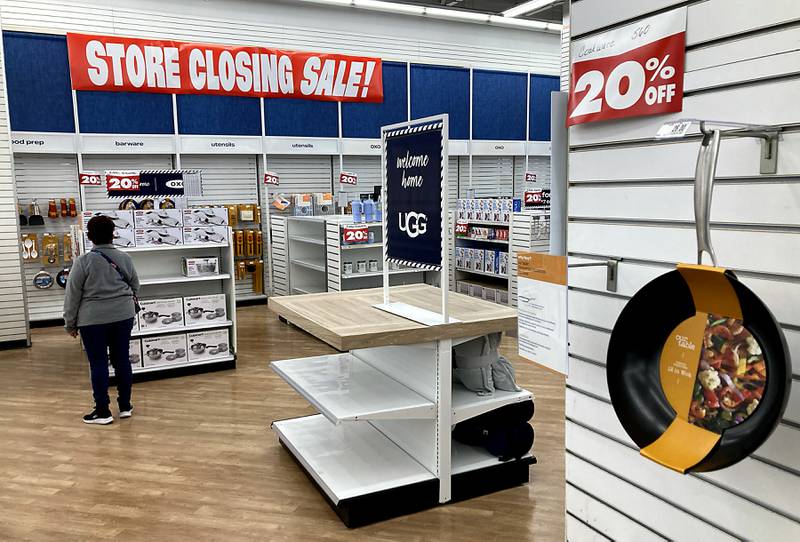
[517,252,568,375]
[67,33,383,102]
[384,122,444,270]
[568,8,686,126]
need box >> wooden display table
[268,284,533,527]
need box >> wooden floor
[0,305,565,541]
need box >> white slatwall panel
[0,26,27,343]
[264,155,332,195]
[269,215,288,296]
[0,0,559,74]
[81,154,174,210]
[514,155,551,201]
[339,156,380,199]
[14,154,79,321]
[566,1,800,538]
[458,156,513,198]
[448,156,458,210]
[181,154,261,301]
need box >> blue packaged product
[351,200,364,223]
[363,199,375,222]
[375,199,383,222]
[512,198,522,213]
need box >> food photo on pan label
[690,314,766,433]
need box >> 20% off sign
[568,8,687,126]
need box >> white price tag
[655,120,693,139]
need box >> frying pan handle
[694,129,721,266]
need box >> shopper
[63,216,140,425]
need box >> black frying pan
[607,128,791,473]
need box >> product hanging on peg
[234,230,244,257]
[245,229,255,257]
[18,203,27,226]
[28,200,44,226]
[68,198,77,217]
[236,260,247,280]
[41,233,59,265]
[256,231,263,256]
[60,198,68,217]
[239,203,255,222]
[47,199,58,219]
[253,259,264,294]
[254,205,262,224]
[226,205,238,228]
[62,233,73,263]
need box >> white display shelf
[121,243,228,252]
[292,286,325,295]
[289,235,325,246]
[341,242,383,250]
[456,237,509,245]
[139,273,231,286]
[272,353,435,424]
[291,259,326,272]
[111,354,234,377]
[464,220,510,227]
[272,414,436,504]
[451,440,533,475]
[455,267,506,279]
[131,320,233,338]
[342,268,425,279]
[452,384,532,424]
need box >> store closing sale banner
[567,7,687,126]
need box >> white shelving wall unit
[110,233,237,379]
[287,216,328,295]
[270,215,289,296]
[509,210,550,308]
[325,216,427,292]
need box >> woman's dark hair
[87,215,115,245]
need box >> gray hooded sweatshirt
[63,244,140,332]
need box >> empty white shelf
[465,220,510,227]
[342,268,425,279]
[271,353,435,424]
[139,273,231,286]
[451,440,532,475]
[289,235,325,246]
[131,320,233,338]
[455,267,506,279]
[452,384,532,424]
[456,237,509,245]
[122,243,228,252]
[341,242,383,250]
[273,414,436,503]
[291,259,326,272]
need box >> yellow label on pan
[659,313,707,420]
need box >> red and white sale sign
[66,33,383,103]
[454,221,469,236]
[567,8,686,126]
[263,171,279,186]
[105,170,141,192]
[79,171,103,185]
[343,225,369,244]
[339,171,358,186]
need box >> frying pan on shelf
[606,129,792,473]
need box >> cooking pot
[142,311,160,324]
[146,347,171,360]
[190,343,208,354]
[187,306,205,319]
[207,308,225,320]
[606,129,792,473]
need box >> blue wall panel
[342,62,406,138]
[472,70,527,141]
[529,74,559,141]
[177,95,260,135]
[265,98,338,137]
[3,31,74,132]
[77,91,174,134]
[410,65,469,139]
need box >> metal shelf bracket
[568,258,619,293]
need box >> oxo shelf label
[567,8,687,126]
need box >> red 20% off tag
[568,9,686,126]
[105,171,141,192]
[263,171,279,186]
[339,171,358,186]
[454,221,469,236]
[79,171,103,186]
[343,225,369,244]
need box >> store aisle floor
[0,305,565,541]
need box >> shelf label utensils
[567,7,687,126]
[339,171,358,186]
[263,171,280,186]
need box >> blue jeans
[79,318,135,410]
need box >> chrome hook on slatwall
[568,258,620,293]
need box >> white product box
[467,199,477,220]
[84,228,136,249]
[134,209,183,228]
[135,228,183,247]
[138,297,184,331]
[186,329,231,362]
[107,339,142,370]
[182,257,219,277]
[82,210,134,230]
[183,226,228,245]
[493,199,503,222]
[474,249,485,272]
[485,249,497,274]
[464,248,474,270]
[500,199,511,223]
[141,333,188,367]
[482,287,497,303]
[183,208,229,227]
[456,280,470,295]
[499,251,509,275]
[183,293,227,325]
[455,247,464,269]
[469,283,484,298]
[476,199,485,221]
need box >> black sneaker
[119,405,133,419]
[83,408,113,425]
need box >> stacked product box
[183,208,229,227]
[133,209,184,247]
[82,210,136,249]
[108,339,143,372]
[183,294,227,325]
[186,329,231,362]
[455,198,521,223]
[141,333,188,367]
[137,294,228,330]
